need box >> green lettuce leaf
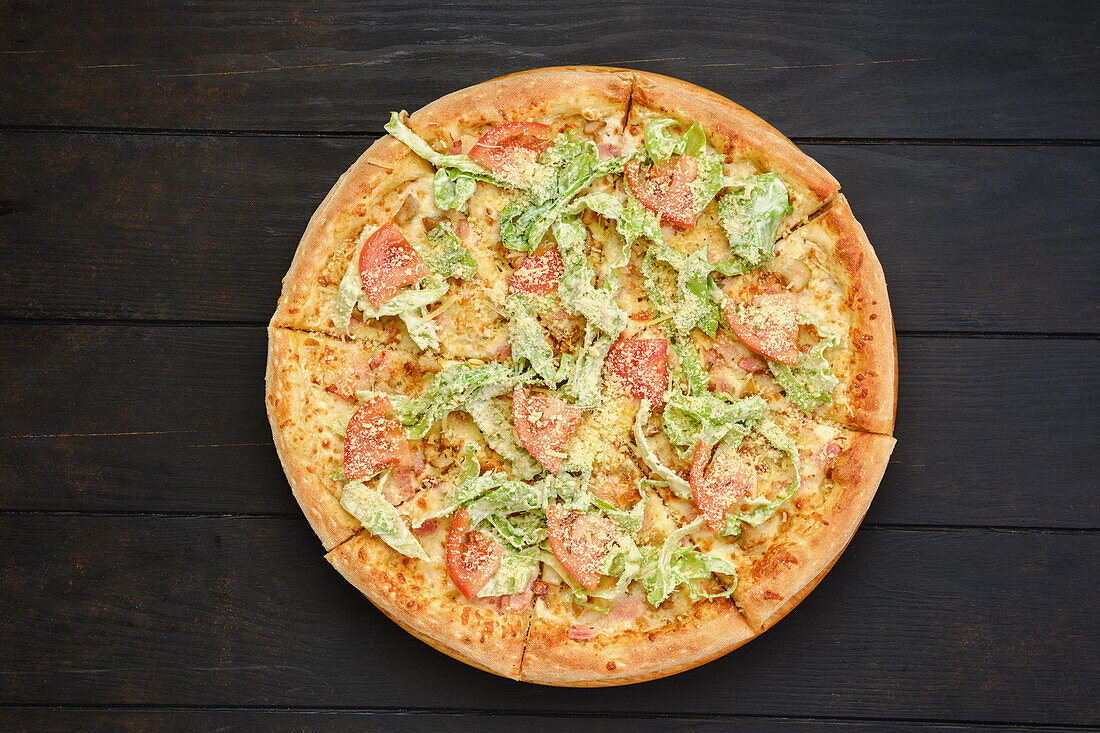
[632,399,691,499]
[561,322,615,409]
[477,545,540,597]
[433,167,478,211]
[553,217,627,337]
[392,362,525,439]
[339,476,428,561]
[641,118,707,164]
[332,257,364,334]
[768,331,840,414]
[638,517,737,605]
[716,173,792,273]
[385,111,509,186]
[721,418,802,536]
[642,242,721,338]
[422,223,478,280]
[488,511,548,550]
[505,293,559,385]
[464,397,543,480]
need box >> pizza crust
[734,431,896,628]
[326,528,531,680]
[520,596,755,686]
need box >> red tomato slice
[624,156,698,228]
[342,396,412,482]
[689,441,757,534]
[546,505,616,591]
[511,385,583,474]
[446,508,503,601]
[604,338,669,403]
[509,246,563,296]
[723,290,800,366]
[358,223,430,308]
[468,122,552,184]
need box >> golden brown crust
[814,196,898,435]
[326,530,530,680]
[628,78,840,230]
[735,432,896,628]
[520,596,755,686]
[265,327,360,550]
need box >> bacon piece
[737,355,767,374]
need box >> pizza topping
[342,396,412,482]
[358,224,431,308]
[509,246,563,296]
[511,385,583,474]
[637,517,738,606]
[767,329,840,414]
[624,156,698,228]
[421,223,478,280]
[737,355,767,374]
[468,121,552,186]
[604,338,669,403]
[641,241,722,338]
[724,290,801,366]
[446,508,504,600]
[716,173,793,272]
[546,505,617,590]
[505,294,559,386]
[689,441,757,534]
[339,475,428,560]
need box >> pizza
[265,67,897,686]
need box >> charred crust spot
[763,590,782,600]
[606,661,617,671]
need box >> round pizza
[265,67,897,686]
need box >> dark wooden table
[1,2,1097,730]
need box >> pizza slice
[272,69,634,352]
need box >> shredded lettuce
[553,217,627,337]
[478,545,540,597]
[332,254,449,349]
[422,223,477,280]
[561,322,615,409]
[632,399,691,499]
[768,331,840,414]
[465,475,553,527]
[504,293,559,385]
[573,190,663,248]
[339,476,429,561]
[721,418,802,535]
[488,511,548,550]
[638,517,737,605]
[464,397,542,480]
[332,257,363,334]
[663,388,767,459]
[385,111,509,186]
[499,137,624,252]
[433,167,478,211]
[641,118,707,164]
[392,362,525,439]
[716,173,792,273]
[642,242,721,338]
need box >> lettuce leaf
[488,511,548,550]
[638,517,737,605]
[339,476,429,561]
[768,331,840,414]
[632,399,691,499]
[553,217,627,337]
[422,223,478,280]
[573,190,663,247]
[721,418,802,536]
[392,362,525,439]
[716,173,792,273]
[477,545,540,597]
[433,167,478,211]
[663,388,767,458]
[642,242,721,338]
[332,257,363,334]
[641,118,707,164]
[385,111,509,186]
[504,293,559,385]
[561,322,615,409]
[464,396,542,480]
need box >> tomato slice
[446,508,503,600]
[468,121,552,185]
[723,290,800,366]
[689,441,757,534]
[624,156,698,228]
[358,223,430,308]
[342,396,412,482]
[511,385,583,474]
[546,505,616,591]
[604,337,669,403]
[509,246,563,296]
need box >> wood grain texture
[1,133,1096,331]
[0,516,1095,724]
[0,326,1096,528]
[0,1,1096,138]
[1,710,1088,732]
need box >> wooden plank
[0,1,1096,138]
[0,133,1096,331]
[0,710,1085,732]
[0,326,1096,528]
[0,516,1094,724]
